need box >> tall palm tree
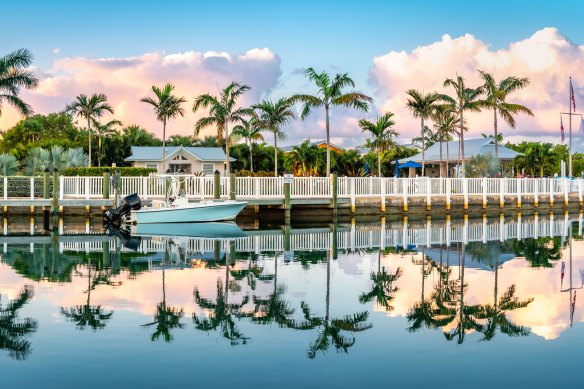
[66,93,114,167]
[433,105,459,177]
[0,48,39,118]
[193,81,251,176]
[406,90,440,176]
[0,285,38,360]
[439,76,484,177]
[478,71,533,158]
[92,118,122,167]
[292,68,372,176]
[358,112,399,177]
[232,113,264,172]
[253,98,296,176]
[141,84,186,173]
[284,140,327,176]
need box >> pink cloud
[0,48,282,139]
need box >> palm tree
[0,49,39,118]
[478,71,533,158]
[433,105,460,177]
[358,112,398,177]
[61,259,113,331]
[92,118,122,166]
[439,76,484,177]
[0,153,19,175]
[292,68,372,176]
[466,153,502,178]
[254,98,296,176]
[405,90,440,176]
[0,285,38,360]
[141,84,186,173]
[66,93,114,167]
[232,114,264,172]
[193,81,251,176]
[284,140,326,176]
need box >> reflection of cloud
[370,28,584,147]
[0,48,282,138]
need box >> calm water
[1,213,583,388]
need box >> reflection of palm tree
[0,285,38,360]
[359,251,402,312]
[61,260,113,331]
[301,253,372,359]
[193,279,249,345]
[514,237,561,268]
[407,249,438,330]
[230,256,274,291]
[142,269,184,342]
[474,285,532,341]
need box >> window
[202,163,214,175]
[145,163,157,169]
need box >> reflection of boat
[133,221,246,239]
[134,200,247,224]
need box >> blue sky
[3,0,584,146]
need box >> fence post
[380,177,386,212]
[426,177,431,211]
[564,177,569,207]
[534,179,539,207]
[499,177,505,208]
[446,178,451,210]
[229,173,236,200]
[3,177,6,200]
[463,178,468,210]
[52,170,59,217]
[331,172,338,212]
[103,172,110,199]
[114,170,121,207]
[550,178,554,206]
[482,177,487,208]
[350,178,355,213]
[213,170,220,200]
[284,181,291,211]
[43,170,50,199]
[30,177,35,200]
[402,178,408,212]
[517,179,522,208]
[579,178,583,206]
[84,176,90,200]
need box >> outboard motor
[104,223,142,251]
[103,193,142,224]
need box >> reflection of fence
[49,214,582,255]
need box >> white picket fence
[54,175,584,205]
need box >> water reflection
[0,212,583,365]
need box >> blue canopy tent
[394,160,422,177]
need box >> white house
[125,146,235,175]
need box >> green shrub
[60,167,156,177]
[237,170,276,177]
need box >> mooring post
[114,169,121,207]
[463,178,469,210]
[229,173,236,200]
[380,177,386,212]
[213,170,220,200]
[52,169,59,220]
[331,172,338,214]
[284,180,291,220]
[500,177,505,208]
[332,218,338,260]
[482,177,487,209]
[103,172,110,199]
[446,178,451,210]
[517,178,522,208]
[425,177,431,211]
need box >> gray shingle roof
[125,146,235,162]
[396,138,520,164]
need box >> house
[395,138,520,177]
[280,138,346,153]
[125,146,235,175]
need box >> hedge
[60,167,156,177]
[237,170,277,177]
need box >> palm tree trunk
[162,118,167,173]
[325,105,331,177]
[98,135,102,167]
[274,132,278,177]
[460,108,466,177]
[494,108,499,159]
[87,117,92,167]
[225,121,230,177]
[421,117,425,176]
[249,138,254,173]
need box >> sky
[2,0,584,148]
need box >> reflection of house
[281,138,346,153]
[125,146,234,175]
[396,138,520,177]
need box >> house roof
[396,138,520,164]
[125,146,235,162]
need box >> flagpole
[570,76,573,178]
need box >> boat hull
[134,201,247,224]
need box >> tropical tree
[232,114,264,172]
[167,134,196,147]
[433,105,459,177]
[92,118,122,166]
[466,153,502,178]
[478,71,533,158]
[193,82,251,176]
[253,98,296,176]
[66,93,114,167]
[292,68,372,176]
[0,153,19,175]
[0,48,39,118]
[284,140,326,176]
[406,90,440,176]
[439,76,484,177]
[0,285,38,360]
[141,84,186,173]
[358,112,398,177]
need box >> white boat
[133,199,247,224]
